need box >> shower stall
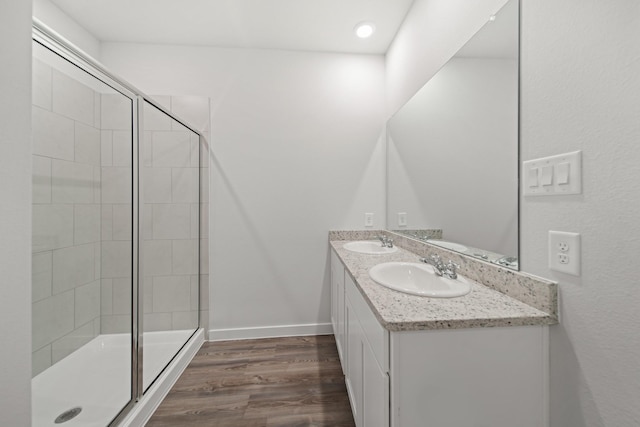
[31,22,209,427]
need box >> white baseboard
[208,323,333,342]
[118,328,204,427]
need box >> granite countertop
[331,240,556,332]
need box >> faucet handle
[444,260,461,279]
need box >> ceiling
[50,0,415,54]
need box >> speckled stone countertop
[330,239,557,332]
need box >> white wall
[385,0,509,117]
[520,0,640,425]
[0,0,32,424]
[100,43,386,338]
[387,0,640,426]
[33,0,101,59]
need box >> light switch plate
[523,151,582,196]
[548,230,581,275]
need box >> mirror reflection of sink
[429,240,468,252]
[343,241,398,255]
[369,262,471,298]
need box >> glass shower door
[140,100,199,392]
[31,39,136,426]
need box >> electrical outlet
[548,231,581,275]
[398,212,407,227]
[364,213,374,228]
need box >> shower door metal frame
[32,19,203,427]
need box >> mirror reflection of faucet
[377,235,394,248]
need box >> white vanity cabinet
[330,248,549,427]
[345,272,389,427]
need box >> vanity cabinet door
[346,299,364,426]
[363,343,389,427]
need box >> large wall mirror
[386,0,520,269]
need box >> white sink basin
[430,240,468,252]
[368,262,471,298]
[343,241,398,255]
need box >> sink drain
[54,407,82,424]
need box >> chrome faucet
[420,255,460,279]
[377,235,394,248]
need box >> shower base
[32,329,197,427]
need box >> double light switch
[523,151,582,196]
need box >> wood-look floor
[146,335,355,427]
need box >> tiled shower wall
[98,95,211,336]
[32,55,210,373]
[31,58,104,376]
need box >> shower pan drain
[54,407,82,424]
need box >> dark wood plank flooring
[146,335,355,427]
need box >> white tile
[93,317,101,336]
[190,133,200,167]
[93,92,101,128]
[112,277,132,315]
[190,275,199,311]
[152,131,191,167]
[112,204,132,241]
[52,69,94,126]
[101,93,132,130]
[32,58,52,110]
[171,311,198,330]
[172,168,199,203]
[74,204,100,244]
[32,345,52,377]
[171,96,210,132]
[143,103,172,131]
[100,279,113,315]
[74,122,100,166]
[143,277,153,314]
[112,130,132,166]
[74,280,100,327]
[32,204,73,252]
[143,168,172,203]
[52,243,95,294]
[101,167,132,204]
[191,204,200,239]
[143,313,172,332]
[32,289,75,350]
[143,131,152,167]
[32,106,74,161]
[142,204,153,240]
[93,166,101,203]
[200,238,209,275]
[172,239,198,275]
[94,242,101,280]
[32,155,52,204]
[200,203,209,238]
[153,275,191,312]
[200,134,210,168]
[143,240,172,276]
[51,322,95,364]
[100,315,131,334]
[51,159,95,204]
[200,167,209,203]
[32,251,52,302]
[101,130,113,166]
[101,241,132,278]
[101,205,113,240]
[199,274,209,310]
[152,204,190,240]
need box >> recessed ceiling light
[354,22,375,39]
